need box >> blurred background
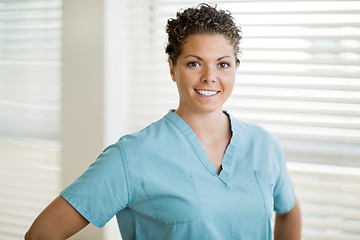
[0,0,359,239]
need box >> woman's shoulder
[229,113,280,148]
[229,114,273,137]
[116,112,176,146]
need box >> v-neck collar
[164,110,240,185]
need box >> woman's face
[169,34,237,115]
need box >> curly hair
[165,3,242,65]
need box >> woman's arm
[25,195,89,240]
[274,199,302,240]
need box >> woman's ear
[168,58,176,82]
[236,58,240,68]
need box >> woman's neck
[175,108,230,141]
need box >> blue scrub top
[61,110,296,240]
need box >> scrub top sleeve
[61,142,130,228]
[273,143,296,214]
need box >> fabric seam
[117,140,133,204]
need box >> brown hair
[165,3,242,65]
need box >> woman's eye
[187,61,201,68]
[218,62,230,68]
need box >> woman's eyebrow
[218,56,232,61]
[184,55,202,60]
[184,55,232,61]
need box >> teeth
[196,89,218,96]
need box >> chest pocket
[141,171,201,225]
[254,170,275,218]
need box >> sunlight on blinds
[0,1,62,239]
[126,1,360,239]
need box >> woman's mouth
[195,89,219,97]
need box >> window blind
[126,1,360,239]
[0,1,62,239]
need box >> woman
[25,4,301,240]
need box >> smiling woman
[25,4,301,240]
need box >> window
[0,1,62,239]
[126,1,360,239]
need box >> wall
[62,0,128,238]
[62,0,104,239]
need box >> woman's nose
[201,66,216,83]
